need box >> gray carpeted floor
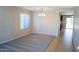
[0,33,55,52]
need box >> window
[20,13,30,30]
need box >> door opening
[66,16,73,29]
[60,15,74,32]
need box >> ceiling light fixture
[39,8,46,16]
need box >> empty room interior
[0,6,79,52]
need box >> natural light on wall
[20,13,30,30]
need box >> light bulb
[42,13,45,16]
[39,14,41,16]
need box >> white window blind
[20,13,30,30]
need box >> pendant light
[39,8,46,16]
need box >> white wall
[0,7,32,44]
[73,7,79,51]
[32,9,60,36]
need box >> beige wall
[0,6,32,44]
[32,9,60,36]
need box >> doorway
[56,15,74,52]
[66,17,73,29]
[60,15,73,31]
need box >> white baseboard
[32,32,58,36]
[0,33,31,44]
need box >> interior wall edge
[0,33,31,44]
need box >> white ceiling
[19,6,75,11]
[18,6,75,15]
